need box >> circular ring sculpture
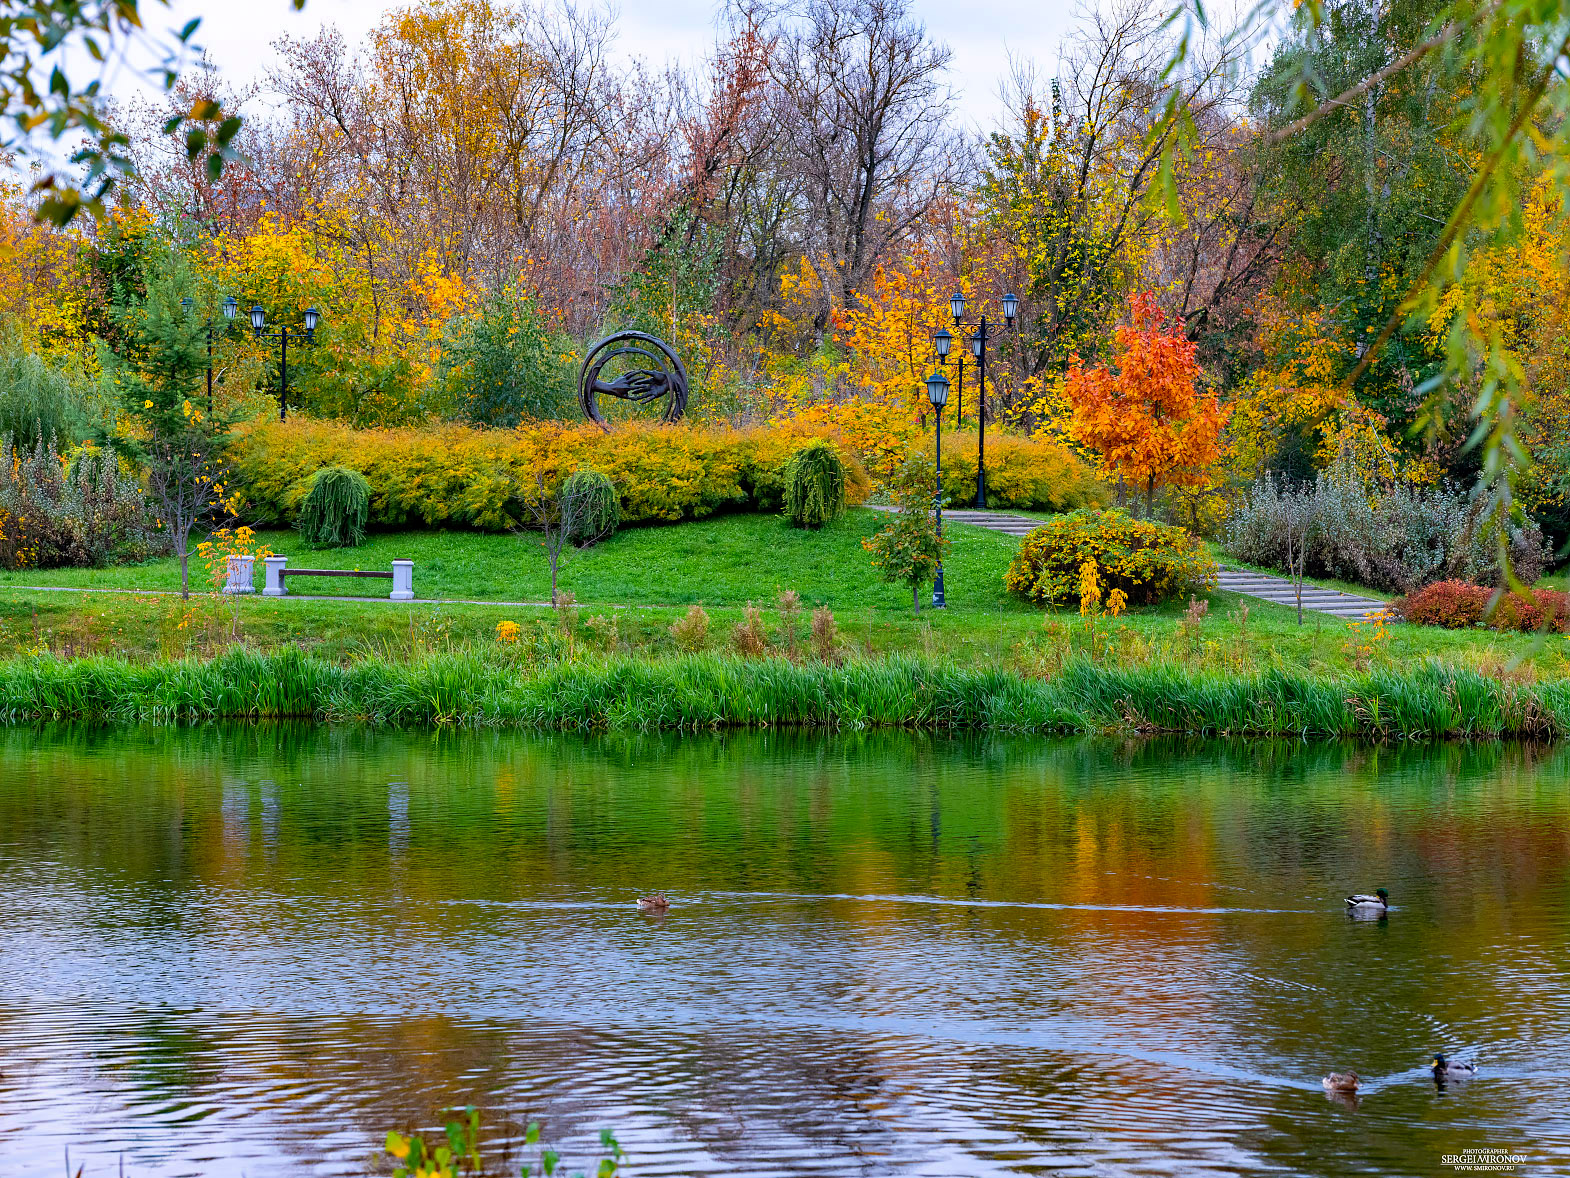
[577,331,690,429]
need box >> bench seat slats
[281,569,393,579]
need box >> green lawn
[2,508,1566,674]
[0,508,1030,614]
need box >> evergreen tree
[101,254,235,598]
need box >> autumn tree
[1066,292,1230,516]
[982,4,1248,400]
[764,0,960,334]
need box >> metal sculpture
[578,331,690,429]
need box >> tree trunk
[912,584,920,614]
[179,549,190,601]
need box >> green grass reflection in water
[0,726,1566,1176]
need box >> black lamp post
[944,290,1019,508]
[180,293,240,412]
[926,368,950,610]
[250,304,322,421]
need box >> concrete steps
[1215,570,1390,620]
[939,510,1043,537]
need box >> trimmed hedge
[934,430,1107,513]
[231,418,873,532]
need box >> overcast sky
[114,0,1081,132]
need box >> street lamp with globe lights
[930,325,967,425]
[942,290,1018,508]
[926,368,950,609]
[249,304,322,421]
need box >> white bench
[262,556,415,600]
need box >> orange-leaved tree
[1066,292,1229,516]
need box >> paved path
[933,508,1392,620]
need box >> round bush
[783,440,846,529]
[297,466,371,548]
[1005,508,1216,607]
[562,468,621,546]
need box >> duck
[1431,1054,1477,1082]
[1345,888,1390,913]
[636,891,670,913]
[1322,1072,1361,1094]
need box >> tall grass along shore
[1,649,1565,739]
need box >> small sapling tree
[514,468,617,606]
[863,451,948,613]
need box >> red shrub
[1395,580,1569,632]
[1395,581,1489,628]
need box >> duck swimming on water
[1345,888,1389,914]
[636,892,670,913]
[1322,1072,1361,1094]
[1431,1054,1477,1083]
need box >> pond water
[0,728,1567,1177]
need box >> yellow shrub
[934,431,1106,513]
[1004,509,1217,607]
[769,402,1102,512]
[230,418,871,531]
[775,401,918,484]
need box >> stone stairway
[1214,568,1390,621]
[940,509,1045,537]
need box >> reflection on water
[0,727,1567,1176]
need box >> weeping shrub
[0,334,98,448]
[561,468,620,546]
[783,440,846,528]
[297,466,371,548]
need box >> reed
[0,650,1565,738]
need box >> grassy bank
[2,648,1565,738]
[0,510,1028,611]
[4,511,1567,674]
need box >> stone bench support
[263,555,288,596]
[391,559,415,601]
[223,554,256,595]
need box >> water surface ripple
[0,728,1566,1176]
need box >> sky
[113,0,1081,133]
